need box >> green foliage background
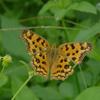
[0,0,100,100]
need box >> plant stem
[1,65,5,73]
[11,75,33,100]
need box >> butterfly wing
[51,55,74,80]
[59,42,92,64]
[51,42,92,80]
[22,30,50,77]
[22,30,49,55]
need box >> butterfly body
[47,45,58,65]
[22,30,92,80]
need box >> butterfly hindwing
[51,55,74,80]
[31,52,49,77]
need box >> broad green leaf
[32,85,64,100]
[76,71,93,90]
[39,1,55,14]
[0,16,29,60]
[69,1,97,14]
[0,73,8,88]
[59,82,75,98]
[87,60,100,77]
[75,87,100,100]
[39,0,72,20]
[5,60,28,80]
[51,8,67,20]
[39,0,71,15]
[75,21,100,41]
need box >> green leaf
[96,3,100,11]
[69,1,97,14]
[87,60,100,77]
[0,73,8,88]
[39,0,71,15]
[51,8,67,20]
[59,82,75,98]
[39,1,54,14]
[0,16,29,60]
[39,0,72,20]
[75,87,100,100]
[11,76,38,100]
[90,49,100,61]
[32,85,64,100]
[75,21,100,41]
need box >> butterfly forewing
[22,30,50,78]
[58,42,92,64]
[22,30,49,55]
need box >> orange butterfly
[22,30,92,80]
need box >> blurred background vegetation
[0,0,100,100]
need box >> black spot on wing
[64,58,67,62]
[39,47,42,50]
[41,40,45,46]
[70,44,75,49]
[76,50,79,53]
[36,37,41,42]
[36,58,40,63]
[35,45,37,48]
[42,61,46,65]
[57,70,60,73]
[42,55,45,59]
[61,70,64,73]
[79,43,84,50]
[57,64,62,68]
[60,59,63,63]
[72,57,76,61]
[39,53,42,57]
[32,49,36,53]
[64,65,69,69]
[81,46,84,50]
[72,53,75,55]
[67,53,70,56]
[65,44,69,50]
[27,33,33,39]
[32,41,35,44]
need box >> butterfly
[22,30,92,80]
